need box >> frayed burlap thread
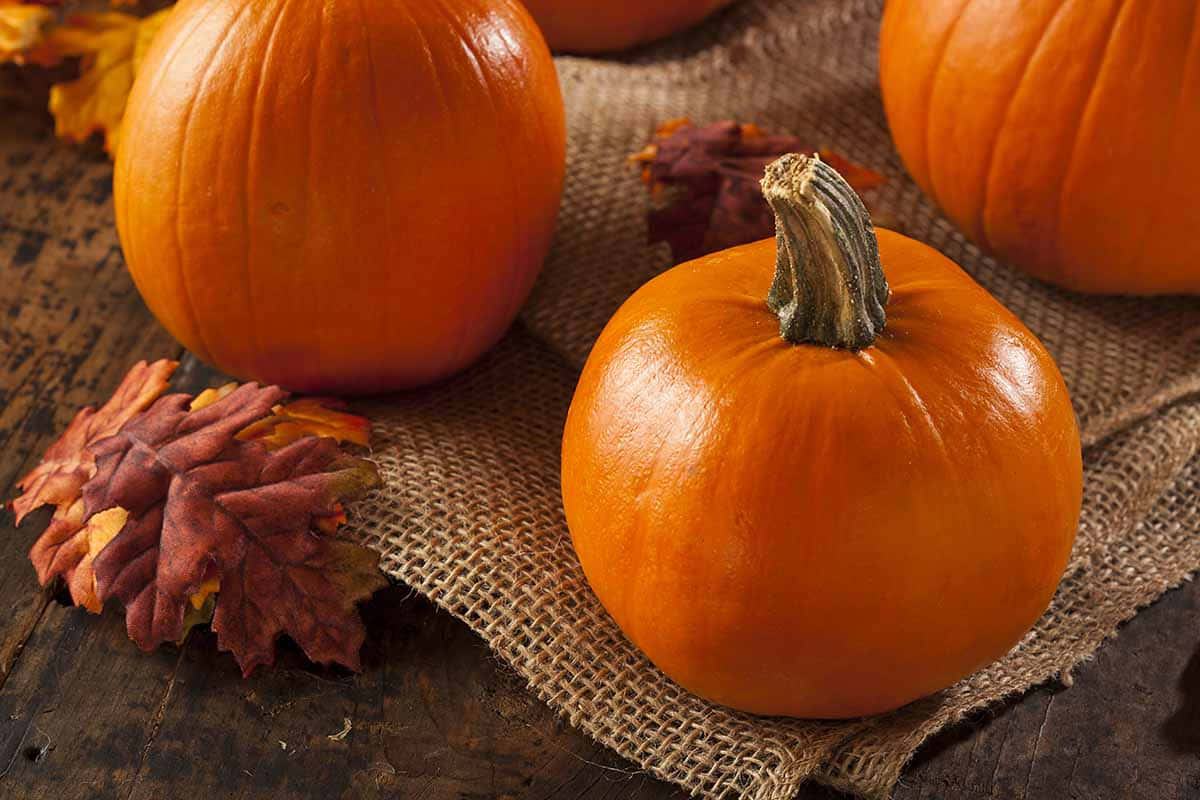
[352,1,1200,798]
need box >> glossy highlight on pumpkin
[561,224,1082,718]
[880,0,1200,294]
[520,0,736,52]
[115,0,566,393]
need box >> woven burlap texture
[353,1,1200,798]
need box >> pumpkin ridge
[1054,0,1132,284]
[975,0,1076,256]
[435,0,530,362]
[170,2,257,367]
[117,0,223,357]
[381,1,460,376]
[1130,2,1200,281]
[857,346,959,506]
[425,0,502,367]
[620,325,778,652]
[241,0,291,384]
[482,2,555,332]
[919,0,974,214]
[132,0,221,121]
[350,0,398,381]
[297,0,323,372]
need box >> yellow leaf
[190,382,238,411]
[190,577,220,610]
[0,3,57,66]
[46,7,171,157]
[179,589,216,643]
[73,506,129,614]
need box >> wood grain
[3,59,1200,800]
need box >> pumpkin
[520,0,736,53]
[880,0,1200,294]
[561,154,1082,718]
[115,0,566,393]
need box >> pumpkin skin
[115,0,566,393]
[520,0,736,53]
[561,227,1082,718]
[880,0,1200,294]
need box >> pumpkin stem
[761,154,889,350]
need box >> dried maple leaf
[630,118,886,263]
[12,363,384,675]
[84,383,384,674]
[12,359,174,611]
[12,359,176,526]
[46,8,171,156]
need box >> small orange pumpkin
[561,155,1081,718]
[520,0,736,53]
[115,0,565,393]
[880,0,1200,294]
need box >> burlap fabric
[352,1,1200,797]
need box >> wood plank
[0,603,185,797]
[900,577,1200,800]
[0,66,117,243]
[122,588,690,800]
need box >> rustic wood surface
[3,63,1200,800]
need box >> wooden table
[3,65,1200,800]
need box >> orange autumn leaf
[237,398,372,450]
[190,382,237,411]
[67,505,128,612]
[0,2,59,66]
[11,359,177,526]
[194,388,371,451]
[46,7,171,156]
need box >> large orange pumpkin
[561,155,1082,718]
[520,0,736,53]
[880,0,1200,294]
[115,0,565,393]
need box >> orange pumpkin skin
[561,229,1081,718]
[520,0,736,53]
[880,0,1200,294]
[115,0,565,394]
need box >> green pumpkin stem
[761,154,889,350]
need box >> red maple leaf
[9,359,175,610]
[81,383,384,675]
[11,364,385,675]
[11,359,175,525]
